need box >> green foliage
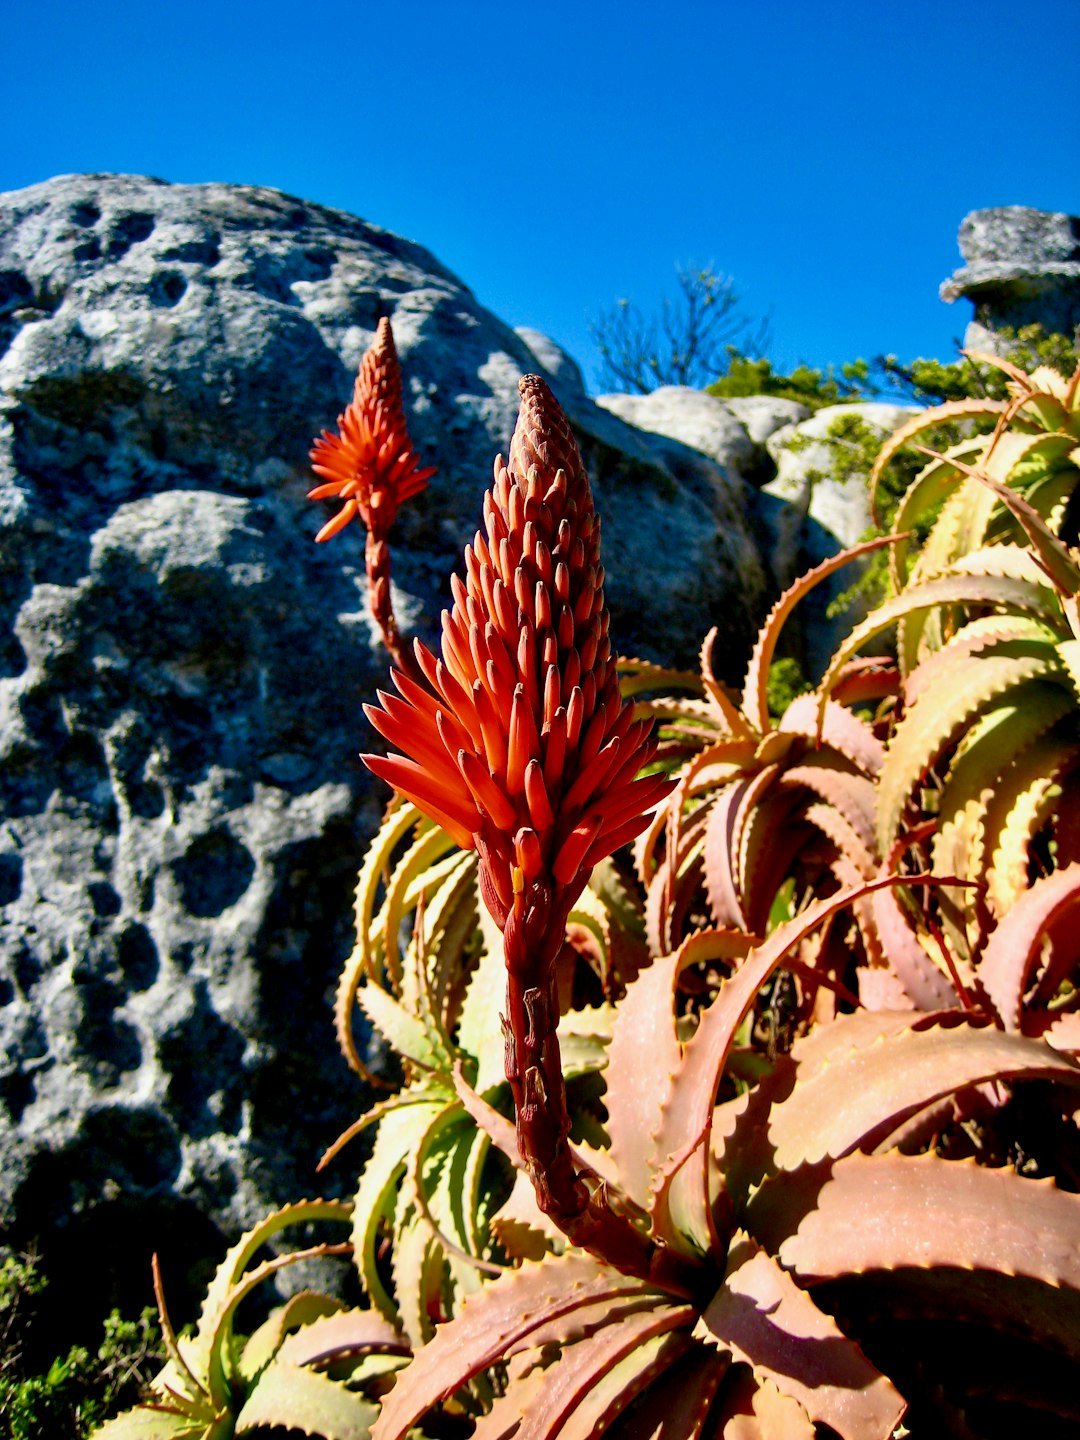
[0,1251,163,1440]
[708,351,871,410]
[875,324,1080,405]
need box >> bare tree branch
[590,263,770,393]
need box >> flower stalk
[363,375,693,1289]
[309,317,435,672]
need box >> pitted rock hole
[73,236,102,262]
[106,211,156,260]
[116,922,159,991]
[159,236,221,265]
[74,978,142,1084]
[171,827,255,917]
[160,987,245,1138]
[71,201,101,227]
[88,880,121,918]
[149,270,187,308]
[0,853,22,907]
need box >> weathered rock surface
[0,173,771,1319]
[763,402,916,551]
[941,206,1080,351]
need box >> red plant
[362,375,679,1275]
[309,317,435,669]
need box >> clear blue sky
[3,0,1078,391]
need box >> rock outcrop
[0,173,771,1319]
[941,206,1080,351]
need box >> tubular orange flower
[362,376,679,1272]
[362,373,673,920]
[308,317,435,668]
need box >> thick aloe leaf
[490,1166,565,1259]
[739,535,903,733]
[709,1367,815,1440]
[984,733,1080,916]
[648,878,918,1253]
[919,442,1080,595]
[91,1411,211,1440]
[359,983,452,1070]
[778,756,876,853]
[978,862,1080,1030]
[379,822,461,992]
[187,1199,351,1409]
[456,903,510,1092]
[502,1304,697,1440]
[392,1203,445,1349]
[275,1309,409,1366]
[369,1254,665,1440]
[607,933,750,1210]
[695,1234,904,1440]
[339,801,426,1073]
[877,658,1065,854]
[353,1097,449,1321]
[932,691,1073,948]
[704,780,754,930]
[778,696,884,777]
[234,1360,378,1437]
[238,1292,344,1381]
[603,1343,729,1439]
[869,398,1005,525]
[724,1015,1080,1204]
[868,886,961,1010]
[819,573,1061,713]
[755,1151,1080,1358]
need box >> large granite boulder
[0,173,769,1323]
[941,206,1080,351]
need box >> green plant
[708,352,870,410]
[0,1251,163,1440]
[100,352,1080,1440]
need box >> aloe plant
[98,351,1080,1440]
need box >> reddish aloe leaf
[605,1343,729,1439]
[979,862,1080,1030]
[649,876,933,1250]
[276,1309,408,1366]
[778,756,877,855]
[870,884,963,1011]
[703,779,754,930]
[695,1235,904,1440]
[752,1151,1080,1359]
[722,1014,1080,1205]
[778,695,884,777]
[740,534,904,734]
[608,932,752,1211]
[369,1253,663,1440]
[712,1368,815,1440]
[512,1304,697,1439]
[606,947,683,1209]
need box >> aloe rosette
[824,357,1080,1029]
[370,886,1080,1440]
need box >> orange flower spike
[361,377,682,1282]
[308,318,435,671]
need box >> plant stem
[502,886,701,1297]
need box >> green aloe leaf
[234,1358,378,1438]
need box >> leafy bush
[0,1251,162,1439]
[97,331,1080,1438]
